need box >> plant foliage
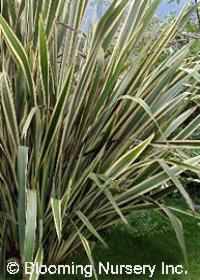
[1,0,200,278]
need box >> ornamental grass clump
[1,0,200,278]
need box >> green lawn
[44,199,200,280]
[9,199,200,280]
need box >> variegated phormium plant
[1,0,200,279]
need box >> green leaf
[46,0,62,38]
[106,135,154,178]
[117,156,200,203]
[39,18,49,106]
[0,73,19,150]
[22,107,38,139]
[89,173,128,225]
[0,15,35,104]
[30,246,44,280]
[145,197,187,264]
[104,188,129,225]
[6,0,17,24]
[159,160,194,212]
[162,207,187,264]
[76,210,107,247]
[77,232,98,280]
[153,140,200,149]
[166,159,200,174]
[24,190,37,262]
[18,146,29,260]
[40,67,74,162]
[51,198,62,241]
[176,114,200,139]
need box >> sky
[82,0,187,31]
[157,0,187,19]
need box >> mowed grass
[43,199,200,280]
[9,199,200,280]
